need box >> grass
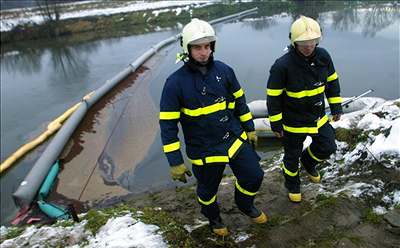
[265,213,289,227]
[315,194,337,207]
[1,226,25,242]
[52,219,75,228]
[362,209,382,224]
[139,207,196,248]
[335,127,371,149]
[83,209,111,234]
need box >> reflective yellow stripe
[228,101,235,109]
[205,156,229,163]
[328,97,342,104]
[327,72,338,82]
[233,88,244,99]
[286,86,325,98]
[228,132,247,158]
[181,101,226,117]
[317,115,328,128]
[190,159,203,166]
[235,181,257,196]
[190,132,247,165]
[307,146,323,162]
[163,141,180,153]
[159,111,180,120]
[239,112,252,122]
[283,115,328,134]
[281,163,298,177]
[269,113,282,122]
[283,125,318,134]
[266,88,284,96]
[198,195,217,205]
[190,156,229,165]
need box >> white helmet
[181,18,216,54]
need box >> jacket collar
[289,46,327,67]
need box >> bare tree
[35,0,62,36]
[35,0,61,23]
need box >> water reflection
[362,5,400,37]
[1,37,122,79]
[49,45,89,78]
[1,48,43,75]
[238,1,399,38]
[242,16,277,31]
[332,8,361,32]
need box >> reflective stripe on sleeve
[239,112,253,122]
[269,113,282,122]
[159,111,180,120]
[233,88,244,99]
[163,141,180,153]
[266,88,284,96]
[328,97,342,104]
[327,72,338,82]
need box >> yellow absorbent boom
[0,91,94,174]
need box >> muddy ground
[124,155,400,248]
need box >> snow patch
[85,214,166,248]
[235,232,251,242]
[1,1,215,32]
[183,219,208,233]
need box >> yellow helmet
[290,16,321,46]
[181,18,216,54]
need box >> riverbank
[3,0,391,45]
[1,99,399,247]
[1,1,252,44]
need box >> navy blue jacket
[160,60,254,166]
[266,47,342,134]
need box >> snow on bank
[1,213,167,248]
[315,99,400,214]
[1,0,216,32]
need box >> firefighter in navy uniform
[266,16,343,203]
[159,19,267,236]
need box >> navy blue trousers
[282,123,337,193]
[192,142,264,220]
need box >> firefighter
[159,19,267,236]
[266,16,342,203]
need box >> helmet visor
[189,36,216,45]
[295,38,321,47]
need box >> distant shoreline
[1,2,254,44]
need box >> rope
[77,89,134,201]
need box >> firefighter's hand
[273,131,284,138]
[247,131,258,147]
[332,114,342,122]
[170,164,192,183]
